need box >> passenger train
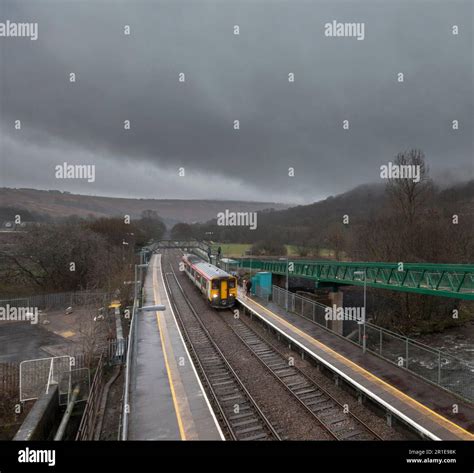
[182,254,237,308]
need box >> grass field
[210,243,253,257]
[211,243,336,259]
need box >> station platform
[237,291,474,441]
[128,254,223,440]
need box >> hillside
[0,188,289,226]
[255,180,474,229]
[257,183,387,228]
[191,179,474,259]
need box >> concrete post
[328,290,344,336]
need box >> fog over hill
[258,179,474,229]
[2,177,472,229]
[189,178,474,259]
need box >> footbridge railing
[149,239,212,251]
[235,259,474,300]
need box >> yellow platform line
[244,295,474,440]
[152,256,187,440]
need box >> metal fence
[0,362,19,395]
[272,285,329,327]
[357,323,474,401]
[20,355,71,402]
[75,353,105,441]
[269,285,474,402]
[1,338,126,400]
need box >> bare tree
[323,223,347,260]
[386,149,433,225]
[1,224,111,291]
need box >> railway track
[163,263,281,441]
[224,313,383,441]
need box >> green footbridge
[146,240,474,300]
[233,259,474,300]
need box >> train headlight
[212,294,218,299]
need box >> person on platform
[245,279,252,296]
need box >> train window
[228,279,236,288]
[212,280,219,290]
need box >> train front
[211,276,237,308]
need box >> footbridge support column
[328,289,344,336]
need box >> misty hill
[257,183,387,228]
[0,188,289,226]
[193,179,474,250]
[255,179,474,229]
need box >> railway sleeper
[232,418,263,428]
[207,367,229,374]
[235,425,267,435]
[209,375,233,383]
[245,433,271,441]
[339,430,365,440]
[215,387,241,397]
[286,380,307,389]
[259,351,280,358]
[228,411,257,421]
[299,391,324,401]
[325,414,350,425]
[275,368,296,377]
[213,380,235,387]
[220,393,244,402]
[293,387,318,396]
[264,356,284,364]
[306,395,331,405]
[311,403,336,414]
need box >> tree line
[0,210,165,296]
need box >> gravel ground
[235,310,409,441]
[164,250,333,440]
[99,367,124,440]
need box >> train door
[220,279,228,300]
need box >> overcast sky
[0,0,472,204]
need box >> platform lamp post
[354,270,367,354]
[134,263,148,302]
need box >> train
[182,254,237,308]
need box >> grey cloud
[0,0,472,203]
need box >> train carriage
[182,254,237,308]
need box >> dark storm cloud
[0,0,472,202]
